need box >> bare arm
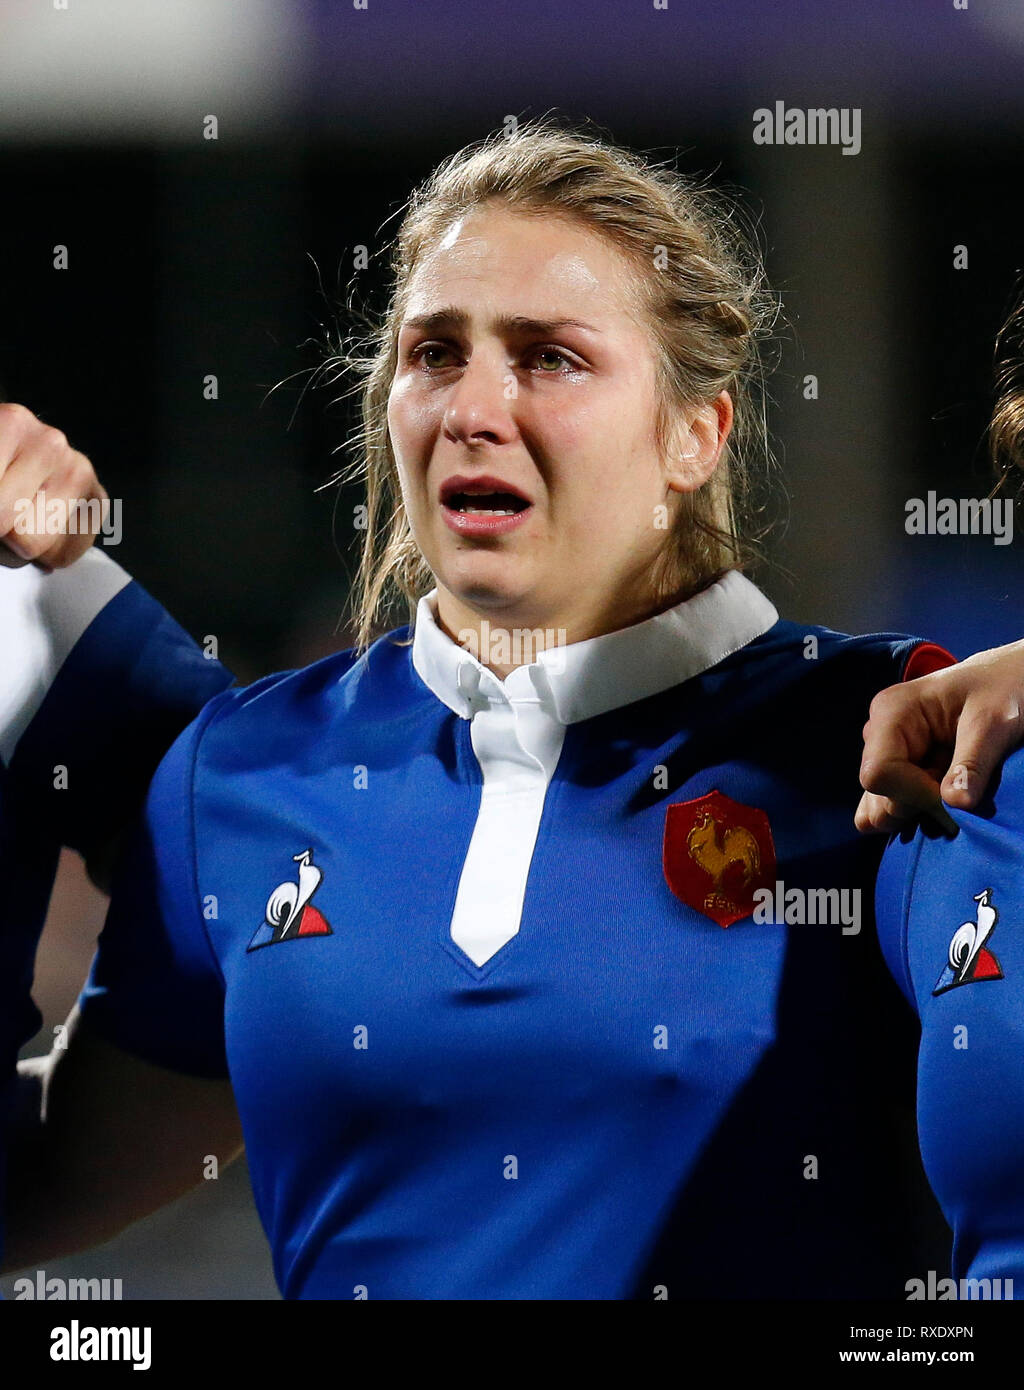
[3,1004,243,1273]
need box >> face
[387,204,730,645]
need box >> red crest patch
[663,790,777,928]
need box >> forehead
[402,206,645,324]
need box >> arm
[1,403,233,889]
[4,1005,243,1272]
[857,638,1024,833]
[4,699,241,1273]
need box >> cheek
[534,395,624,475]
[549,418,664,552]
[385,409,422,516]
[556,363,660,455]
[387,380,435,462]
[551,401,661,500]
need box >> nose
[442,351,518,448]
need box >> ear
[663,391,734,493]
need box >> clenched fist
[0,402,107,570]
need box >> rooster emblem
[663,789,776,927]
[686,812,762,918]
[932,888,1004,995]
[247,848,333,952]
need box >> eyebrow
[400,307,602,335]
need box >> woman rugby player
[8,122,1024,1299]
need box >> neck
[433,580,707,680]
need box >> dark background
[1,0,1022,1298]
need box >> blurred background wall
[1,0,1022,1298]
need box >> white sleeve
[0,549,130,766]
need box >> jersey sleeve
[2,549,233,866]
[0,547,130,765]
[76,698,230,1079]
[898,639,958,682]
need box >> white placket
[448,661,565,968]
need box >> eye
[527,346,577,373]
[408,342,460,370]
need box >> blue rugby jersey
[0,549,232,1262]
[876,750,1024,1296]
[80,570,951,1299]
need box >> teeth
[459,506,517,515]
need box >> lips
[439,473,534,537]
[439,474,532,512]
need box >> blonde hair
[326,118,779,651]
[991,287,1024,481]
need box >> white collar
[411,569,778,725]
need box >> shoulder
[189,624,433,772]
[667,614,954,770]
[756,617,944,673]
[718,614,948,697]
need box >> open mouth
[445,491,530,516]
[438,475,534,535]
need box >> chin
[450,580,525,614]
[441,575,536,619]
[440,556,534,614]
